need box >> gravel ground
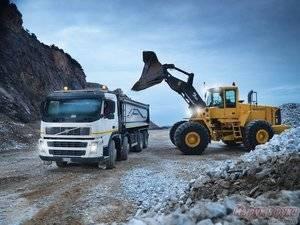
[126,128,300,225]
[0,129,244,225]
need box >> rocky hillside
[0,0,86,122]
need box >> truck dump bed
[118,96,150,129]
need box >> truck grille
[47,141,87,148]
[49,150,86,156]
[45,127,90,135]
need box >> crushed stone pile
[125,128,300,225]
[127,190,300,225]
[280,103,300,128]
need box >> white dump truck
[39,86,150,169]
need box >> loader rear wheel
[105,141,117,169]
[169,121,186,145]
[243,120,274,151]
[174,122,209,155]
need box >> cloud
[15,0,300,125]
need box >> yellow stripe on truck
[91,129,118,135]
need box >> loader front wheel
[243,120,274,151]
[169,121,186,145]
[174,122,209,155]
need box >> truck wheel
[56,161,68,168]
[174,122,209,155]
[243,120,274,151]
[169,121,186,145]
[223,140,241,147]
[119,136,129,160]
[142,131,149,149]
[105,141,117,169]
[131,132,143,152]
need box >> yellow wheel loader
[132,51,289,154]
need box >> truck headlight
[90,142,98,153]
[39,140,47,153]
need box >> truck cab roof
[48,89,106,99]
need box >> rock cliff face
[0,0,86,122]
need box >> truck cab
[39,87,149,169]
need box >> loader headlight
[90,142,98,153]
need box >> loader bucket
[131,51,165,91]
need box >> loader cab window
[206,90,224,108]
[225,90,236,108]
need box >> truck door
[224,89,238,118]
[101,99,118,135]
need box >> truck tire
[142,130,149,149]
[56,161,68,168]
[105,140,117,169]
[174,122,209,155]
[243,120,274,151]
[131,132,143,152]
[169,121,186,145]
[223,140,241,147]
[119,136,129,160]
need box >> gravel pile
[206,127,300,179]
[121,167,187,210]
[125,128,300,225]
[0,114,39,152]
[280,103,300,127]
[127,190,300,225]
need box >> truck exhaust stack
[132,51,165,91]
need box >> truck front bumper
[39,155,104,163]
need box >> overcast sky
[14,0,300,126]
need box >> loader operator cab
[205,86,238,109]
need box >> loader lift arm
[162,64,206,108]
[132,51,206,108]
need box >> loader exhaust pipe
[131,51,165,91]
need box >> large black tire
[243,120,274,151]
[223,140,241,147]
[105,141,117,169]
[119,136,129,161]
[169,121,186,145]
[131,132,143,152]
[142,130,149,149]
[174,122,209,155]
[56,161,68,168]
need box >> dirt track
[0,129,245,225]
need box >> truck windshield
[206,91,224,107]
[43,98,102,122]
